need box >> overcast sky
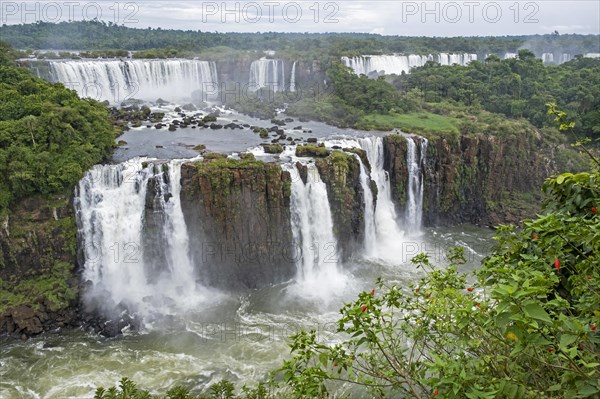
[1,1,599,37]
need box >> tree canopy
[0,40,116,212]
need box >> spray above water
[74,159,207,320]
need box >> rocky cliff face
[2,130,577,338]
[0,195,79,337]
[384,132,559,227]
[179,158,295,290]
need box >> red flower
[467,287,474,292]
[433,389,439,396]
[415,289,419,294]
[547,347,554,352]
[592,325,597,331]
[592,207,597,213]
[533,234,539,239]
[425,293,430,298]
[475,303,481,308]
[361,305,367,313]
[371,289,375,296]
[554,258,560,270]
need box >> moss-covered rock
[262,144,284,154]
[296,144,330,158]
[343,147,371,172]
[0,195,79,336]
[179,158,294,289]
[203,152,227,160]
[239,152,256,161]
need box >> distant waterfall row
[49,59,219,103]
[342,52,600,76]
[45,58,298,102]
[538,52,600,64]
[341,53,477,76]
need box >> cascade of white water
[289,61,297,92]
[355,155,377,257]
[155,160,197,289]
[48,59,218,103]
[74,159,203,318]
[249,58,285,92]
[287,163,339,281]
[542,53,555,64]
[404,137,427,233]
[357,137,406,250]
[438,53,449,65]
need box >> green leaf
[577,384,600,396]
[523,303,552,323]
[318,353,328,367]
[495,311,512,330]
[547,384,562,391]
[559,334,578,348]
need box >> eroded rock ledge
[180,157,295,290]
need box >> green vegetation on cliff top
[358,112,460,136]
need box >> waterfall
[289,61,297,92]
[249,58,285,92]
[287,163,339,281]
[48,59,219,103]
[560,53,571,63]
[342,53,476,75]
[404,137,427,232]
[355,155,377,257]
[542,53,555,64]
[74,159,203,319]
[357,137,407,254]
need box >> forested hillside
[396,50,600,139]
[0,40,116,213]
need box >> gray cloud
[1,1,599,36]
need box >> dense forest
[1,20,599,58]
[396,50,600,138]
[0,40,116,213]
